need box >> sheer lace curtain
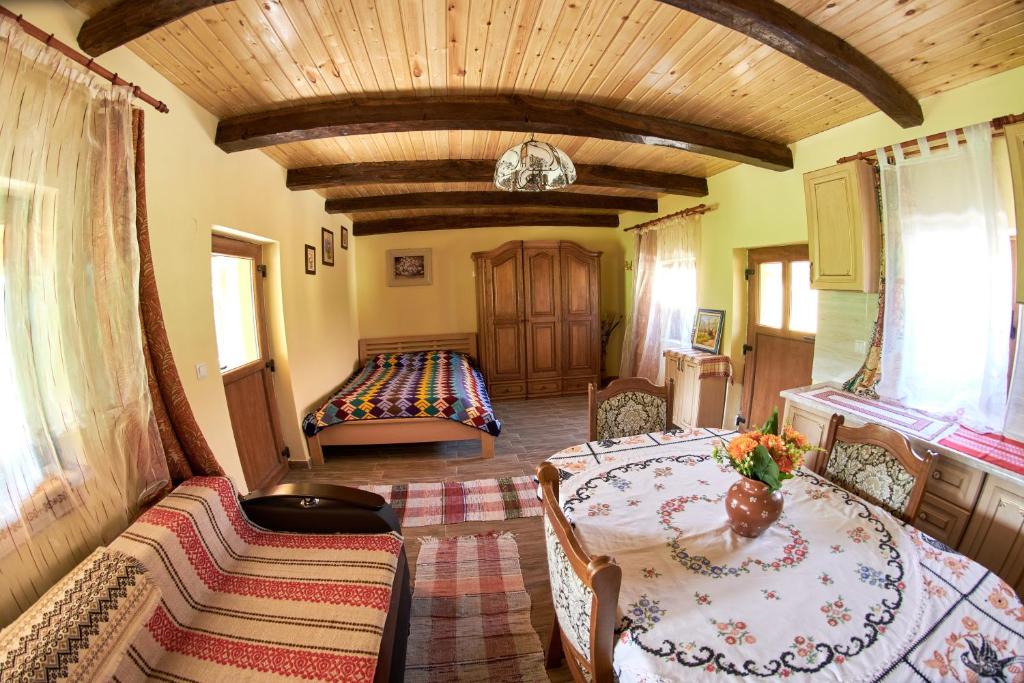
[877,124,1013,433]
[0,17,168,624]
[620,213,701,383]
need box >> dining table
[546,426,1024,682]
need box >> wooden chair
[815,414,934,522]
[588,377,674,441]
[537,463,621,683]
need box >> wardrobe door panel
[560,244,601,381]
[524,245,561,387]
[474,242,526,391]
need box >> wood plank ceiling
[68,0,1024,233]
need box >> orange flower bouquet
[712,408,812,493]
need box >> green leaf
[750,444,782,492]
[761,408,780,436]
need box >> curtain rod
[836,112,1023,165]
[623,203,715,233]
[0,7,169,114]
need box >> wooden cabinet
[1006,122,1024,303]
[474,240,601,398]
[663,350,728,428]
[803,160,880,292]
[782,402,830,473]
[960,477,1024,594]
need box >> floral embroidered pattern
[543,517,594,659]
[855,563,888,587]
[587,503,610,517]
[818,572,834,586]
[654,467,673,478]
[788,635,821,666]
[847,526,870,544]
[694,592,711,606]
[595,391,667,440]
[626,595,667,632]
[987,581,1024,622]
[824,440,917,517]
[710,618,756,646]
[923,616,1024,682]
[820,596,852,627]
[761,589,780,601]
[642,567,662,579]
[830,544,845,554]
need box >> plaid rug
[406,533,548,682]
[362,476,541,527]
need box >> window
[211,253,261,372]
[754,258,818,334]
[789,261,818,334]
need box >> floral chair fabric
[595,391,667,441]
[824,440,917,517]
[544,516,595,662]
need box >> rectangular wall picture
[305,244,316,275]
[692,308,726,354]
[341,226,349,250]
[386,248,432,287]
[321,228,335,266]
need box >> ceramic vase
[725,476,783,538]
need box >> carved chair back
[588,377,674,441]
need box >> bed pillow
[371,352,426,368]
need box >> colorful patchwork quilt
[302,350,501,437]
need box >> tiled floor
[284,395,589,682]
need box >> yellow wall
[619,64,1024,424]
[9,1,361,485]
[356,227,628,376]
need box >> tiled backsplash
[811,290,879,385]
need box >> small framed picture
[305,244,316,275]
[386,248,432,287]
[692,308,726,354]
[341,226,349,250]
[321,228,335,266]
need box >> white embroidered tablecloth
[548,428,1024,682]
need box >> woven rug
[405,533,548,682]
[362,476,541,527]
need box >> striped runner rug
[405,533,548,682]
[362,476,541,527]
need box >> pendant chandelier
[493,136,576,192]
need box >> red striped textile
[940,427,1024,476]
[363,476,541,527]
[108,477,402,683]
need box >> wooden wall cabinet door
[959,477,1024,594]
[524,244,562,396]
[803,160,880,292]
[1006,122,1024,303]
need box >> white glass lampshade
[493,139,576,191]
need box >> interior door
[524,244,562,394]
[740,245,818,428]
[211,235,287,490]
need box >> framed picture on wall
[305,244,316,275]
[321,228,335,266]
[386,248,432,287]
[692,308,726,354]
[341,226,349,250]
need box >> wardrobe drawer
[528,379,562,396]
[914,493,971,548]
[490,382,526,399]
[923,452,985,510]
[563,377,594,394]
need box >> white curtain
[0,16,167,624]
[620,214,700,383]
[877,124,1012,432]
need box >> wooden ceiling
[68,0,1024,232]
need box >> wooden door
[211,235,286,490]
[740,245,817,429]
[524,243,562,396]
[560,242,601,393]
[474,241,526,396]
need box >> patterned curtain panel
[620,214,701,382]
[132,111,223,489]
[0,17,168,625]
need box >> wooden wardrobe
[473,240,601,399]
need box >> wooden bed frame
[305,333,496,464]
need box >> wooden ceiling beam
[77,0,233,57]
[326,191,658,214]
[288,160,708,197]
[657,0,923,128]
[217,95,792,170]
[354,213,619,236]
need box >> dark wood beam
[353,213,619,236]
[289,160,708,197]
[77,0,232,57]
[326,191,657,214]
[217,95,792,170]
[656,0,922,128]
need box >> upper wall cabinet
[1006,122,1024,303]
[803,160,880,292]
